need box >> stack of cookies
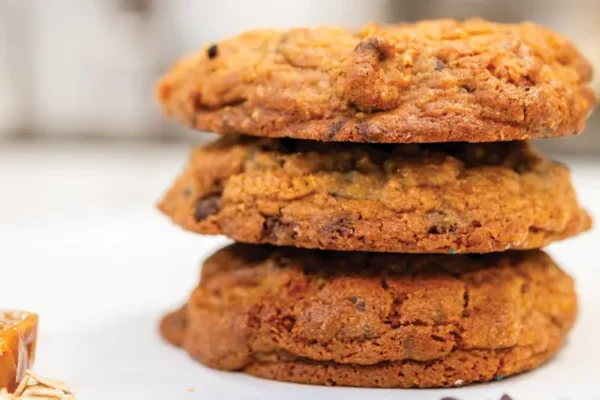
[156,19,594,388]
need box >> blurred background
[0,0,599,153]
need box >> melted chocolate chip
[194,194,221,221]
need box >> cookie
[158,135,590,253]
[160,244,578,388]
[157,19,595,144]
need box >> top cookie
[157,19,595,143]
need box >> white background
[1,142,599,400]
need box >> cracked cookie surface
[158,135,590,253]
[160,244,577,388]
[157,19,595,144]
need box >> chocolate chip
[346,296,366,311]
[247,314,261,329]
[207,44,218,59]
[500,395,514,400]
[357,122,384,142]
[427,210,457,235]
[327,190,352,200]
[262,215,298,241]
[364,325,376,339]
[194,194,221,221]
[355,38,385,61]
[520,282,531,293]
[263,215,281,234]
[428,224,457,234]
[320,216,354,239]
[358,123,370,141]
[281,316,295,330]
[433,57,446,71]
[327,119,346,140]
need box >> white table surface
[1,142,599,400]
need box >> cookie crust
[158,136,590,253]
[157,19,595,143]
[160,244,578,388]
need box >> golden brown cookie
[157,19,595,144]
[158,135,590,254]
[160,244,578,388]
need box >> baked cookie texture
[160,244,578,388]
[157,19,595,144]
[158,135,590,254]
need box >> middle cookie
[159,136,590,253]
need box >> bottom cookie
[161,244,577,388]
